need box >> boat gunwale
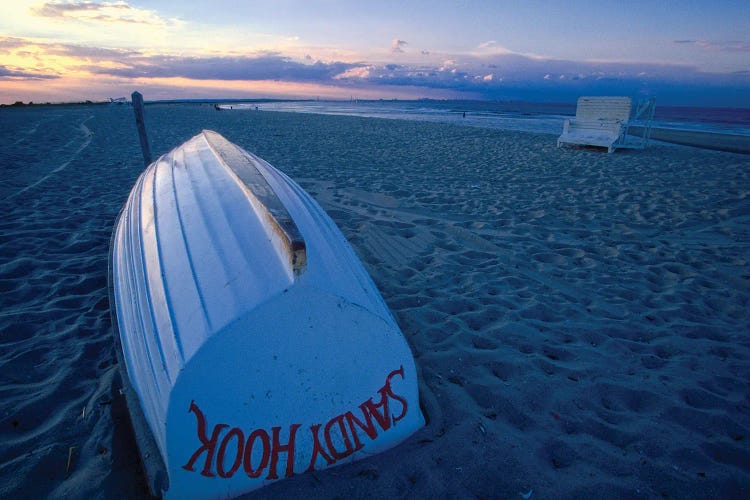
[201,130,307,276]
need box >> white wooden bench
[557,96,633,153]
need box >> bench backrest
[569,120,622,134]
[575,96,632,122]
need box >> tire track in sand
[7,116,94,201]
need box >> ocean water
[223,99,750,136]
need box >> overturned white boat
[109,130,424,499]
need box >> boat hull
[109,131,424,498]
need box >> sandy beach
[1,104,749,499]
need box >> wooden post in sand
[131,91,152,167]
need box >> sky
[1,0,749,106]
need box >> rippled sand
[1,104,749,498]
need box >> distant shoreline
[629,126,750,155]
[0,98,315,108]
[0,100,110,108]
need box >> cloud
[2,35,747,105]
[0,65,60,80]
[334,66,373,80]
[327,49,749,101]
[34,1,122,17]
[46,43,141,59]
[673,39,750,52]
[391,39,407,53]
[477,41,498,50]
[1,37,354,83]
[475,40,518,56]
[0,37,30,50]
[83,52,360,82]
[32,1,176,26]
